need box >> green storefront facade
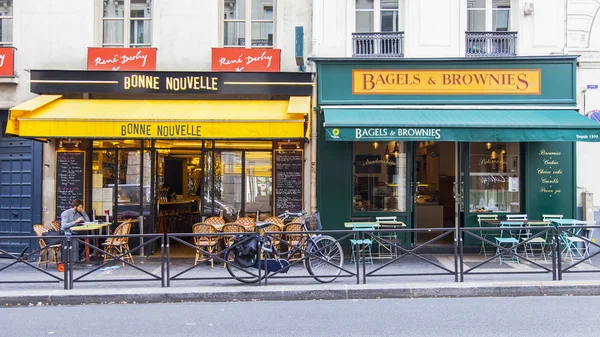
[312,56,600,248]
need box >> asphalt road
[3,296,599,337]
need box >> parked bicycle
[225,211,344,283]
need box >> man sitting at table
[61,199,90,262]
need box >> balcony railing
[352,32,404,58]
[465,31,517,57]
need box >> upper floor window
[467,0,510,32]
[223,0,274,47]
[103,0,152,47]
[355,0,405,33]
[0,0,13,46]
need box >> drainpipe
[310,0,321,213]
[310,79,318,214]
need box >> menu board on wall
[55,151,86,219]
[274,150,303,215]
[526,143,574,220]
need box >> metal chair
[350,225,374,264]
[494,221,523,264]
[506,214,528,221]
[477,214,498,257]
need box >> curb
[2,281,600,306]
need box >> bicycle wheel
[306,235,344,283]
[225,250,263,284]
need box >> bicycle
[224,211,344,284]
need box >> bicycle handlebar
[277,210,307,219]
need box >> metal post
[453,228,458,282]
[165,234,171,287]
[551,228,557,281]
[160,235,165,287]
[67,236,74,289]
[355,232,360,285]
[362,231,367,284]
[257,235,262,286]
[459,230,464,282]
[63,237,69,290]
[139,216,145,257]
[556,228,562,281]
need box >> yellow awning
[7,96,310,139]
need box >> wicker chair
[192,223,220,267]
[284,222,306,264]
[204,216,225,230]
[33,224,60,267]
[49,220,61,232]
[221,223,246,268]
[259,224,282,251]
[263,216,284,226]
[102,220,134,266]
[236,216,255,232]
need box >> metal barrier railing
[165,232,263,286]
[261,229,359,285]
[556,225,600,280]
[0,235,68,289]
[3,225,600,288]
[361,228,458,283]
[459,227,556,282]
[68,234,164,289]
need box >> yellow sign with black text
[6,97,309,139]
[352,69,541,95]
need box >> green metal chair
[350,225,374,264]
[495,221,523,264]
[477,214,498,257]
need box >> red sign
[0,47,15,77]
[211,48,280,72]
[87,47,157,71]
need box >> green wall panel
[315,56,576,106]
[525,142,576,220]
[317,112,353,230]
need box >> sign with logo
[211,48,280,72]
[352,69,541,95]
[30,70,313,96]
[0,47,15,76]
[87,47,157,71]
[326,127,600,142]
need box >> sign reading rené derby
[353,69,541,95]
[29,70,313,96]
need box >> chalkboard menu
[274,150,303,215]
[55,151,86,219]
[526,143,574,220]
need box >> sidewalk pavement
[3,280,600,306]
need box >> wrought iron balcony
[352,32,404,58]
[465,31,517,57]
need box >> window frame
[0,0,13,47]
[222,0,275,48]
[102,0,153,48]
[354,0,403,33]
[466,0,511,32]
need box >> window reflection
[244,152,272,217]
[353,141,406,212]
[469,142,520,213]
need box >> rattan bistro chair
[192,223,220,268]
[236,216,256,232]
[102,220,134,266]
[33,224,60,268]
[221,223,246,268]
[49,220,61,232]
